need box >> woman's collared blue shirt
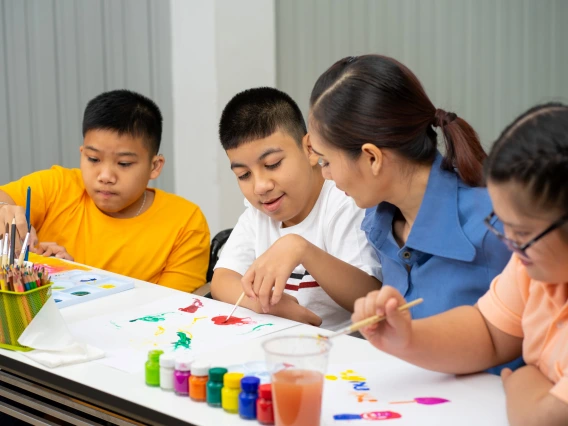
[362,153,511,319]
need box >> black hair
[82,89,163,155]
[219,87,307,150]
[309,55,487,187]
[485,102,568,213]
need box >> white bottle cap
[160,353,175,368]
[175,356,193,371]
[191,361,210,377]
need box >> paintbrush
[2,223,8,268]
[319,298,424,340]
[17,232,30,267]
[224,291,246,323]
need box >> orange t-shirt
[0,166,210,292]
[478,255,568,404]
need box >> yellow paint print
[191,316,207,325]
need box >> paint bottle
[189,361,210,402]
[145,350,163,387]
[173,356,192,396]
[159,353,175,391]
[256,383,274,425]
[206,367,228,407]
[239,376,260,420]
[221,372,244,414]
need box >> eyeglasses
[484,211,568,258]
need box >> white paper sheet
[321,362,507,426]
[67,294,298,373]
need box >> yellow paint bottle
[221,372,244,414]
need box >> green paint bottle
[207,367,228,407]
[145,350,164,387]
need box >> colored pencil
[24,186,31,261]
[9,218,16,266]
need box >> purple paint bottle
[174,356,192,396]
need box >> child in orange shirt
[0,90,209,292]
[351,103,568,426]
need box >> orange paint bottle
[189,361,209,402]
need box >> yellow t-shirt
[0,166,210,292]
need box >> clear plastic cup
[262,336,332,426]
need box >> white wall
[276,0,568,149]
[171,0,276,236]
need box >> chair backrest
[206,228,233,283]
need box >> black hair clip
[346,56,357,64]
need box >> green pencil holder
[0,284,52,351]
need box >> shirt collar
[362,152,476,262]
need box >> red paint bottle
[256,383,274,425]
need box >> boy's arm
[243,234,380,312]
[157,211,210,293]
[211,267,322,326]
[502,365,568,426]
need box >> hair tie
[433,108,457,127]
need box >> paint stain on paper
[155,326,165,336]
[211,316,256,326]
[129,313,172,323]
[340,369,367,381]
[241,323,274,334]
[251,323,273,331]
[325,375,338,381]
[173,331,192,350]
[110,321,121,329]
[390,397,450,405]
[179,298,204,314]
[191,316,207,325]
[333,411,401,421]
[353,392,378,403]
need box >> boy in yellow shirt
[0,90,209,292]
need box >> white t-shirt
[215,180,382,331]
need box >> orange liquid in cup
[272,369,324,426]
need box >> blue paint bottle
[238,376,260,420]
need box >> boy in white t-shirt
[211,87,382,330]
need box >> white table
[0,269,509,426]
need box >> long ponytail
[433,109,487,186]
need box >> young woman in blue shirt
[308,54,511,321]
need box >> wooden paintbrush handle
[349,298,423,333]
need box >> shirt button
[402,251,411,259]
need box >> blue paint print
[333,414,362,420]
[352,381,370,391]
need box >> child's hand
[241,234,308,313]
[268,293,322,326]
[0,204,32,252]
[352,286,413,352]
[32,242,74,261]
